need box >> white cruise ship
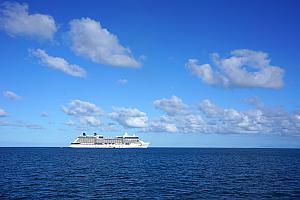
[69,133,149,148]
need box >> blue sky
[0,0,300,147]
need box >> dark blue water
[0,148,299,199]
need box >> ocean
[0,148,299,199]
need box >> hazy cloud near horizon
[59,97,300,136]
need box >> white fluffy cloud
[146,96,204,133]
[109,107,148,128]
[62,100,102,128]
[31,49,87,78]
[62,100,101,117]
[0,108,8,117]
[147,119,178,133]
[187,60,229,87]
[79,116,101,127]
[199,99,223,117]
[68,18,141,68]
[153,95,188,116]
[0,1,57,40]
[147,114,204,134]
[3,91,21,100]
[60,97,300,136]
[186,49,284,89]
[198,98,300,134]
[143,96,300,136]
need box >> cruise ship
[69,133,149,148]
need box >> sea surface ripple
[0,148,299,199]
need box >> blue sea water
[0,148,299,199]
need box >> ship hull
[69,143,149,148]
[69,133,149,148]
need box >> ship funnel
[83,132,86,136]
[94,133,97,136]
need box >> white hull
[69,143,149,148]
[69,133,149,148]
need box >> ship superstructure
[69,133,149,148]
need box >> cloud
[198,99,300,135]
[117,79,128,85]
[0,108,8,117]
[142,96,300,136]
[41,112,48,117]
[186,49,284,89]
[60,97,300,136]
[146,96,204,133]
[109,107,148,128]
[62,100,102,128]
[244,96,264,108]
[79,116,101,127]
[30,49,87,78]
[3,90,21,100]
[62,100,147,129]
[98,123,121,132]
[64,119,74,126]
[68,18,141,68]
[0,1,57,40]
[25,123,44,130]
[186,60,229,87]
[147,114,204,134]
[62,100,101,117]
[293,111,300,129]
[153,95,188,116]
[0,120,43,129]
[199,99,224,117]
[147,119,178,133]
[0,121,9,126]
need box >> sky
[0,0,300,147]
